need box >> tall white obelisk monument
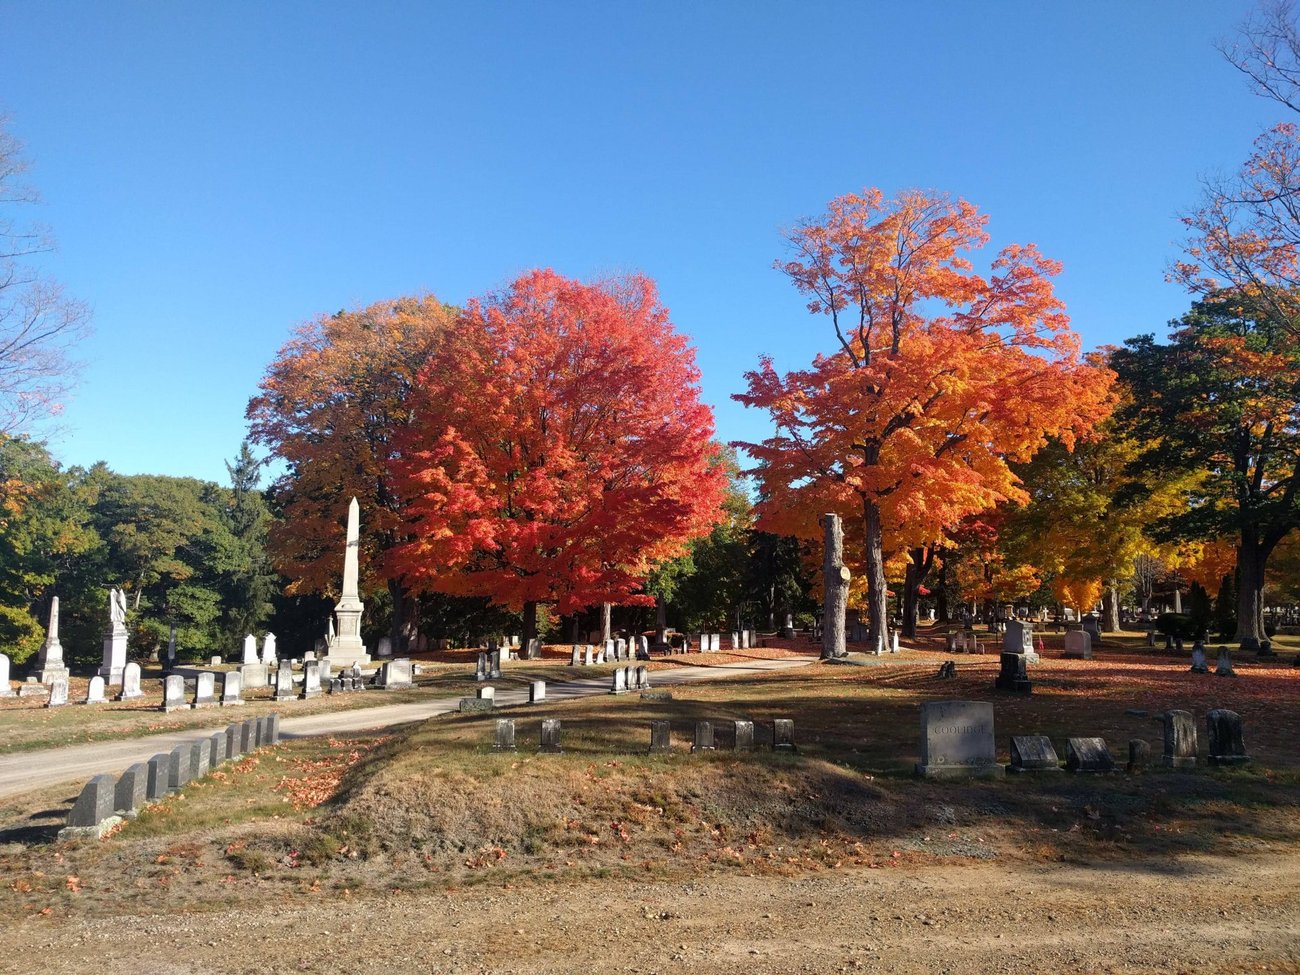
[325,497,370,669]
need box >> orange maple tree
[246,295,454,648]
[735,189,1114,653]
[387,270,726,643]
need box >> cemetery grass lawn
[3,644,1298,925]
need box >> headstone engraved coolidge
[915,701,1003,778]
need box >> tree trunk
[936,558,950,624]
[654,595,667,642]
[522,600,539,656]
[901,546,934,639]
[862,497,890,655]
[387,578,409,652]
[1102,583,1120,634]
[821,512,848,659]
[601,603,612,642]
[768,585,776,632]
[1235,533,1277,651]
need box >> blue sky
[0,1,1283,483]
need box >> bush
[1156,612,1203,642]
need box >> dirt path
[2,853,1295,974]
[0,656,813,800]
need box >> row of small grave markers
[917,700,1251,778]
[486,717,797,754]
[60,714,282,841]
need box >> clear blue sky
[0,1,1283,483]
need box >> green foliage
[1156,612,1200,642]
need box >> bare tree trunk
[654,595,667,642]
[601,602,612,642]
[863,498,890,655]
[1236,532,1280,652]
[936,558,950,624]
[821,513,848,659]
[388,578,411,652]
[1102,583,1120,634]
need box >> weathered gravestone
[376,636,392,658]
[146,753,170,801]
[1063,630,1092,660]
[458,696,494,713]
[261,632,277,666]
[772,719,796,753]
[1065,737,1115,773]
[733,720,754,752]
[300,660,322,699]
[168,745,189,790]
[161,674,187,713]
[915,701,1003,779]
[1161,710,1198,768]
[242,634,259,666]
[1127,738,1151,773]
[46,676,69,708]
[0,653,12,698]
[539,718,562,753]
[266,712,281,745]
[84,675,107,704]
[1215,648,1237,677]
[208,731,226,767]
[994,652,1032,694]
[190,739,210,780]
[477,685,495,701]
[570,645,582,666]
[221,671,243,706]
[226,724,241,760]
[529,680,546,703]
[493,718,516,752]
[692,721,715,753]
[274,660,296,701]
[610,668,627,695]
[635,665,649,689]
[193,671,218,708]
[117,661,144,700]
[583,645,594,666]
[488,649,503,679]
[649,720,671,753]
[1206,709,1250,765]
[239,720,255,754]
[379,657,414,690]
[1190,643,1209,674]
[114,763,149,816]
[1003,620,1039,664]
[62,774,117,838]
[1008,735,1061,773]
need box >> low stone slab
[226,724,241,760]
[379,657,414,690]
[1065,737,1115,773]
[477,686,495,701]
[193,672,219,708]
[267,712,281,746]
[46,677,69,708]
[190,739,210,780]
[640,690,673,702]
[208,731,226,767]
[1008,735,1061,773]
[239,720,255,754]
[459,697,494,713]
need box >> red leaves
[389,270,728,614]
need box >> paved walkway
[0,656,813,801]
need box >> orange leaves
[738,188,1115,560]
